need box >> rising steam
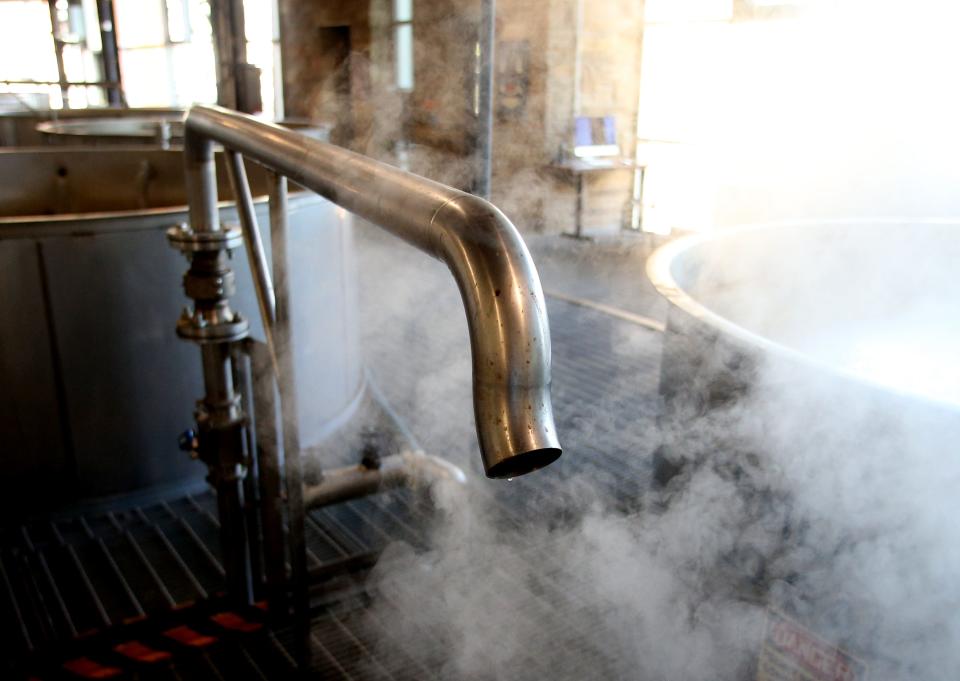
[340,2,960,680]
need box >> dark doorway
[316,25,353,145]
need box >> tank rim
[645,217,960,411]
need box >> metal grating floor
[0,235,667,680]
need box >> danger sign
[757,609,867,681]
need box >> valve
[178,428,199,458]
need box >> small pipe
[46,0,69,106]
[572,0,584,117]
[156,120,172,149]
[307,551,380,583]
[95,0,123,106]
[474,0,495,199]
[231,345,263,596]
[183,129,220,233]
[302,450,467,510]
[629,19,647,231]
[247,340,286,614]
[224,150,279,376]
[267,169,309,648]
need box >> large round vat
[0,148,361,511]
[647,219,960,418]
[646,220,960,677]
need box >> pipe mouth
[485,448,562,479]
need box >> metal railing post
[266,172,310,652]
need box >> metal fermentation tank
[0,148,361,511]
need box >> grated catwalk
[0,250,665,679]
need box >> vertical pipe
[629,16,647,231]
[574,173,584,238]
[201,343,253,604]
[224,151,280,377]
[95,0,122,106]
[227,151,282,601]
[474,0,495,199]
[210,0,250,110]
[630,165,645,231]
[269,172,309,657]
[47,0,69,107]
[156,120,172,149]
[270,0,284,119]
[184,132,220,232]
[200,343,235,407]
[210,0,236,110]
[182,128,251,604]
[232,345,263,597]
[249,341,286,617]
[572,0,584,117]
[226,152,275,323]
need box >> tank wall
[0,149,281,216]
[0,240,70,499]
[286,201,362,447]
[669,222,960,380]
[0,157,361,509]
[654,221,960,435]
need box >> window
[0,0,108,109]
[243,0,282,119]
[113,0,217,108]
[393,0,413,91]
[0,1,61,107]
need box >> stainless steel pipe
[224,150,275,324]
[302,451,467,509]
[183,105,561,478]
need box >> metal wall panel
[0,239,69,507]
[1,184,361,505]
[42,227,206,496]
[286,200,363,449]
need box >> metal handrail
[183,104,562,480]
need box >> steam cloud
[315,2,960,679]
[353,220,960,680]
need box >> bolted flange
[166,222,244,254]
[177,307,249,343]
[169,219,250,345]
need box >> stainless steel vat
[647,219,960,419]
[646,221,960,674]
[0,148,361,509]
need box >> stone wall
[277,0,376,149]
[277,0,645,235]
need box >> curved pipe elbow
[182,106,561,478]
[431,195,562,478]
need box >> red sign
[757,610,867,681]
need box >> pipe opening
[486,447,562,479]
